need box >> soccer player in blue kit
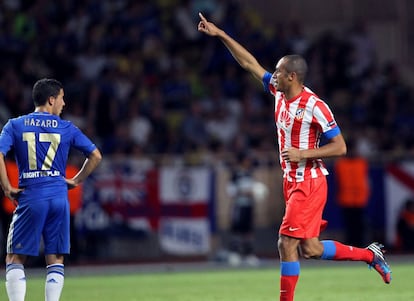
[0,78,102,301]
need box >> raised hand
[197,12,221,36]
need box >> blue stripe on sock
[280,261,300,276]
[46,264,64,276]
[6,263,24,273]
[321,240,336,260]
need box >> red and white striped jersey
[266,74,340,182]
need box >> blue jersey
[0,111,96,188]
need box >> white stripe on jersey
[274,87,332,182]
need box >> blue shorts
[7,183,70,256]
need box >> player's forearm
[0,155,11,193]
[301,140,347,160]
[72,149,102,185]
[217,30,261,75]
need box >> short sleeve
[313,100,341,139]
[70,124,97,156]
[0,121,14,155]
[262,71,274,94]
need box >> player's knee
[301,250,314,259]
[301,247,317,259]
[277,235,300,254]
[5,253,26,265]
[277,235,290,251]
[277,237,283,250]
[300,243,323,259]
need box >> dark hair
[32,78,63,106]
[282,54,308,83]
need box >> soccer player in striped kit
[198,13,391,301]
[0,78,102,301]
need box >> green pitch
[1,262,412,301]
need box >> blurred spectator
[128,143,154,171]
[179,100,209,150]
[63,100,87,130]
[75,43,108,81]
[396,198,414,252]
[353,127,380,160]
[334,140,370,246]
[147,100,171,154]
[205,104,239,149]
[174,0,200,45]
[127,100,152,148]
[102,121,132,155]
[346,19,376,81]
[226,152,261,266]
[287,20,309,56]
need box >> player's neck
[285,85,303,100]
[34,106,52,114]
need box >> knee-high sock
[321,240,374,263]
[45,264,65,301]
[280,261,300,301]
[6,263,26,301]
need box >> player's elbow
[331,135,347,157]
[239,60,254,72]
[338,143,347,156]
[91,149,103,164]
[240,59,260,75]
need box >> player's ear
[48,96,54,106]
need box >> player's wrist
[2,183,12,194]
[217,29,227,38]
[299,150,308,160]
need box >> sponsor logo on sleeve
[327,120,336,127]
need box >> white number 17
[22,132,61,170]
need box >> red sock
[280,275,298,301]
[333,241,374,263]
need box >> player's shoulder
[59,118,74,127]
[11,114,29,122]
[7,114,28,127]
[303,86,319,98]
[56,118,82,136]
[303,86,326,104]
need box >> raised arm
[198,12,267,82]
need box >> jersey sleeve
[70,124,97,156]
[262,71,276,95]
[313,100,341,139]
[0,120,14,156]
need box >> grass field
[0,261,412,301]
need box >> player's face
[52,89,65,116]
[272,58,290,92]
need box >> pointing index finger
[199,12,206,21]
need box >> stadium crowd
[0,0,413,165]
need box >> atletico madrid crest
[295,108,305,120]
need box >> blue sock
[280,261,300,276]
[321,240,336,260]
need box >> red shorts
[279,176,328,239]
